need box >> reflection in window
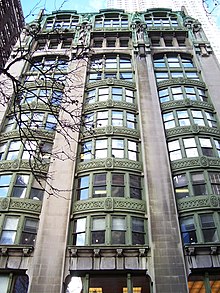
[0,216,19,244]
[66,277,83,293]
[180,217,197,244]
[132,217,145,244]
[92,218,105,244]
[173,174,189,199]
[112,217,126,244]
[200,214,218,243]
[0,175,12,197]
[93,173,107,198]
[20,218,39,245]
[73,218,86,245]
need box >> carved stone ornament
[191,124,200,134]
[105,157,114,168]
[104,197,114,211]
[24,22,40,36]
[210,196,219,208]
[0,198,10,211]
[199,156,209,167]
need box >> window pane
[173,174,189,199]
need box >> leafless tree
[0,6,94,198]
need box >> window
[183,138,198,158]
[0,175,12,197]
[154,55,199,82]
[209,172,220,195]
[12,174,29,198]
[0,274,28,293]
[199,138,213,156]
[20,218,39,245]
[73,218,86,245]
[97,111,108,127]
[112,173,124,197]
[0,216,19,244]
[168,140,182,161]
[130,175,142,199]
[77,176,89,200]
[173,174,189,199]
[112,139,124,158]
[132,217,145,245]
[88,55,133,82]
[163,109,217,129]
[145,15,178,27]
[111,217,126,244]
[95,14,128,28]
[200,214,218,243]
[163,86,208,102]
[18,88,63,106]
[29,56,68,73]
[81,141,92,161]
[45,16,79,30]
[191,173,207,196]
[6,141,21,160]
[85,87,135,104]
[75,172,142,200]
[95,139,108,159]
[180,217,197,244]
[91,218,105,244]
[128,141,138,160]
[93,173,107,198]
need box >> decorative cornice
[0,159,49,173]
[157,78,205,89]
[177,195,220,212]
[72,197,146,215]
[0,129,55,141]
[171,156,220,171]
[166,125,220,139]
[86,78,135,89]
[82,126,139,139]
[0,197,42,214]
[77,158,142,173]
[0,245,34,257]
[160,100,214,112]
[84,100,137,112]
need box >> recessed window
[191,173,207,196]
[88,55,133,82]
[132,217,145,245]
[180,217,197,244]
[200,214,218,243]
[93,173,107,198]
[0,216,19,244]
[0,175,12,197]
[173,174,189,199]
[20,218,39,245]
[73,218,86,245]
[112,217,126,244]
[77,176,89,200]
[209,172,220,195]
[112,173,124,197]
[130,175,142,199]
[91,217,105,244]
[12,174,29,198]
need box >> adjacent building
[107,0,220,64]
[0,6,220,293]
[0,0,24,67]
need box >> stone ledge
[0,245,34,257]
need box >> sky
[20,0,220,28]
[20,0,106,22]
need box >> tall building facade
[0,0,24,67]
[107,0,220,64]
[0,7,220,293]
